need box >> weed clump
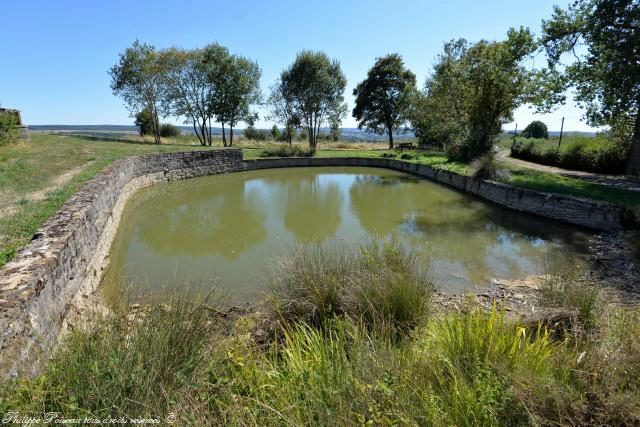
[259,145,314,158]
[269,239,433,334]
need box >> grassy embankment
[1,241,638,425]
[2,133,639,269]
[508,134,628,175]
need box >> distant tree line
[110,0,640,174]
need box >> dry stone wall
[0,150,632,378]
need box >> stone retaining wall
[0,150,243,378]
[0,150,631,378]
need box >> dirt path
[0,163,91,219]
[497,150,640,192]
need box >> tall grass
[1,243,640,424]
[269,240,433,334]
[258,145,314,158]
[539,274,599,330]
[203,305,564,426]
[0,291,224,419]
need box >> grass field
[1,133,639,267]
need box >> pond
[102,167,592,303]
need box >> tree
[270,125,281,140]
[134,108,158,136]
[409,40,468,149]
[411,29,537,160]
[202,44,233,146]
[521,120,549,139]
[280,51,347,152]
[211,53,262,147]
[268,80,301,147]
[110,40,169,144]
[540,0,640,175]
[352,54,417,148]
[329,122,341,142]
[163,47,216,146]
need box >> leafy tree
[411,29,537,160]
[134,108,158,136]
[163,47,216,146]
[195,44,233,146]
[352,54,417,148]
[540,0,640,175]
[521,120,549,139]
[268,81,301,147]
[329,122,341,142]
[159,123,181,137]
[280,50,347,152]
[211,53,262,147]
[409,40,467,149]
[271,125,281,140]
[110,41,169,144]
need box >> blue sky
[1,0,594,131]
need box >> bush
[244,125,269,141]
[134,108,157,136]
[521,120,548,139]
[159,123,181,137]
[0,110,20,146]
[511,135,629,174]
[269,240,433,333]
[259,145,313,158]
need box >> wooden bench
[397,142,414,150]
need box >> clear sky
[1,0,595,131]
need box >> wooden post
[557,117,565,150]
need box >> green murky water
[103,167,592,302]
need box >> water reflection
[133,176,267,259]
[103,167,592,302]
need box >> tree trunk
[151,105,161,145]
[626,111,640,177]
[193,120,205,146]
[221,122,227,147]
[229,125,234,147]
[388,125,394,149]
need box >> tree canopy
[540,0,640,175]
[411,28,537,160]
[352,54,416,149]
[279,51,347,152]
[110,41,169,144]
[522,120,549,139]
[268,80,300,147]
[212,53,262,146]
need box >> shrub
[0,109,20,146]
[510,135,629,174]
[134,108,157,136]
[270,125,281,140]
[521,120,548,139]
[244,125,269,141]
[269,240,433,333]
[159,123,181,137]
[259,145,313,158]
